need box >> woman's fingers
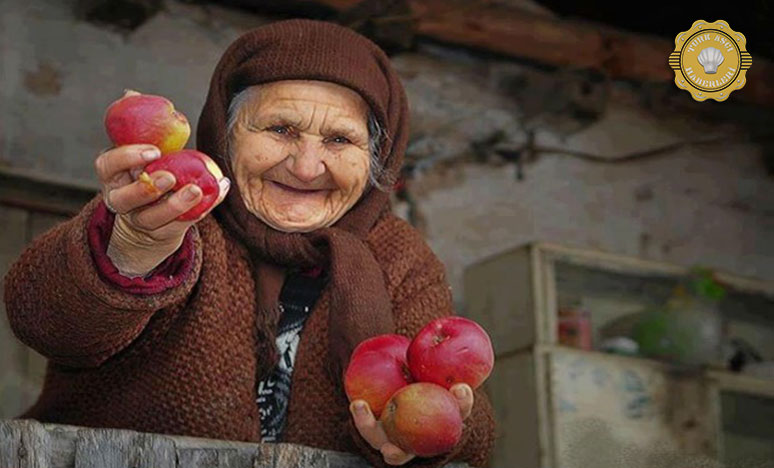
[350,400,390,450]
[107,170,176,215]
[97,145,162,211]
[381,443,415,466]
[350,400,417,466]
[95,144,161,187]
[152,177,230,237]
[126,183,202,233]
[450,383,474,420]
[114,176,230,242]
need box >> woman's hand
[349,383,474,466]
[95,144,230,277]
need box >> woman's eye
[268,125,291,135]
[329,136,351,144]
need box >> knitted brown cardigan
[4,194,496,467]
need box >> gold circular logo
[669,20,752,102]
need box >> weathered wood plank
[176,448,220,467]
[0,419,53,468]
[0,419,24,467]
[129,432,178,468]
[42,424,80,468]
[273,443,369,468]
[74,428,132,468]
[74,427,177,468]
[178,447,259,468]
[0,419,472,468]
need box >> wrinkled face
[231,80,369,232]
[229,80,371,233]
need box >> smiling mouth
[270,181,326,194]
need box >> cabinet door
[486,352,543,468]
[711,375,774,466]
[463,245,536,356]
[546,348,718,468]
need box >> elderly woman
[4,19,494,467]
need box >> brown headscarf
[196,19,410,385]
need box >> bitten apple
[407,316,494,390]
[344,334,412,418]
[379,382,463,457]
[104,90,191,155]
[143,150,223,221]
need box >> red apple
[143,150,223,221]
[104,89,190,155]
[380,382,463,457]
[407,316,494,390]
[344,334,412,418]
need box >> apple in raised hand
[104,89,191,155]
[143,150,223,221]
[379,382,463,457]
[407,316,494,390]
[344,334,413,418]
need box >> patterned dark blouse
[256,267,328,442]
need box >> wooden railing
[0,419,469,467]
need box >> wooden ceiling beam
[317,0,774,107]
[413,0,672,80]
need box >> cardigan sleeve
[3,194,203,368]
[348,250,496,468]
[88,196,198,294]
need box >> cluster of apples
[344,316,494,458]
[103,90,223,220]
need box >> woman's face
[229,80,372,233]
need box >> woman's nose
[286,142,326,183]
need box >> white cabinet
[464,242,774,468]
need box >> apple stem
[138,171,158,194]
[402,364,414,383]
[432,335,449,346]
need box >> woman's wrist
[107,216,186,278]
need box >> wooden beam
[409,0,675,80]
[0,167,97,216]
[314,0,361,8]
[327,0,774,107]
[0,419,398,468]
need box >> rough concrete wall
[2,0,772,305]
[0,0,268,185]
[389,47,774,299]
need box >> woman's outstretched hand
[349,383,474,466]
[95,144,230,277]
